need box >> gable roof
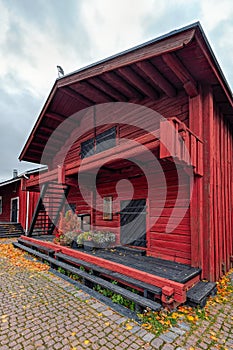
[19,22,233,164]
[0,167,47,188]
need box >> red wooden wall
[211,105,233,279]
[0,179,39,231]
[67,159,191,265]
[0,181,20,222]
[51,91,189,169]
[189,86,233,281]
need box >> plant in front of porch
[77,230,116,250]
[54,210,81,246]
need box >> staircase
[14,236,217,310]
[0,223,24,238]
[28,182,69,236]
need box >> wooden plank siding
[51,91,189,169]
[65,159,191,265]
[211,104,233,280]
[189,85,233,281]
[0,180,39,231]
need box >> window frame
[80,126,116,159]
[10,196,19,222]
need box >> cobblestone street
[0,241,232,349]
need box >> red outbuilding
[19,22,232,286]
[0,169,43,235]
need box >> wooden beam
[162,53,198,97]
[57,29,195,89]
[61,86,93,106]
[45,112,66,123]
[100,71,143,99]
[36,133,64,145]
[31,142,58,151]
[39,126,69,138]
[74,81,113,102]
[88,76,128,101]
[118,66,159,99]
[195,32,233,110]
[136,60,176,97]
[102,166,121,173]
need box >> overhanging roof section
[19,22,233,164]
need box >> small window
[96,127,116,153]
[80,127,116,159]
[0,196,2,215]
[103,196,113,220]
[81,137,95,159]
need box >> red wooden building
[0,169,42,234]
[19,22,233,284]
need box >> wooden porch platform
[73,246,201,284]
[31,235,201,284]
[17,235,204,306]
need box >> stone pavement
[0,241,232,350]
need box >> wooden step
[13,242,161,312]
[0,223,24,237]
[186,281,217,308]
[17,239,55,257]
[55,252,162,297]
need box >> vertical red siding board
[190,134,197,169]
[224,118,229,271]
[202,86,215,281]
[229,127,233,255]
[189,93,203,269]
[160,120,173,158]
[228,125,233,263]
[197,141,204,176]
[226,121,231,271]
[213,113,219,280]
[216,113,222,280]
[228,123,232,267]
[221,116,227,273]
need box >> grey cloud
[2,0,92,62]
[0,76,43,181]
[143,1,201,39]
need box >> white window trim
[0,196,2,215]
[10,197,19,222]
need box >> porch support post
[189,88,204,270]
[58,165,65,184]
[202,85,215,281]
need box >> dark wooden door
[120,199,146,247]
[11,198,18,222]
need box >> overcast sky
[0,0,232,181]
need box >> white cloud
[80,0,161,57]
[200,0,233,31]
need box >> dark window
[81,137,95,159]
[80,127,116,158]
[96,127,116,153]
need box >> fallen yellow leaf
[125,324,133,330]
[84,340,90,345]
[187,315,195,322]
